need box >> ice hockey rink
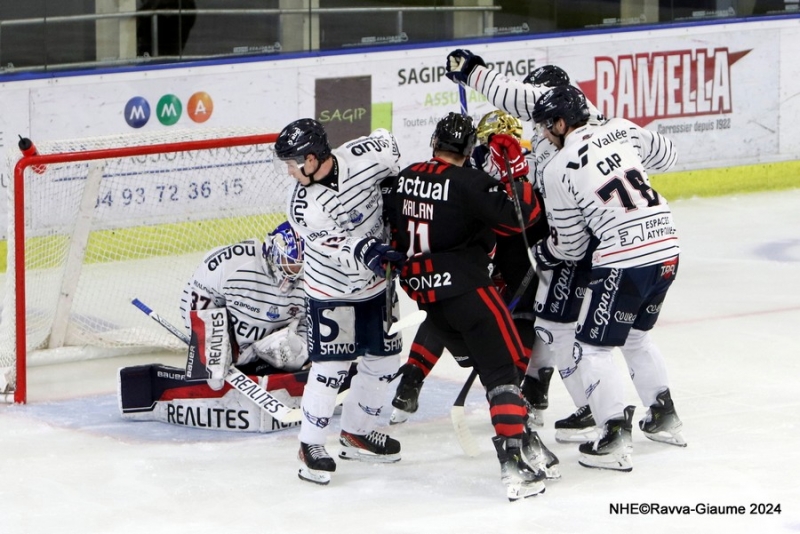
[1,188,799,534]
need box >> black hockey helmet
[523,65,570,87]
[431,112,477,156]
[275,118,332,163]
[532,85,590,130]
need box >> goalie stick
[131,298,307,424]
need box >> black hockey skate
[522,428,561,480]
[640,389,687,447]
[339,430,401,463]
[492,436,546,501]
[554,404,599,443]
[521,367,554,428]
[389,364,425,425]
[578,405,635,472]
[298,442,336,485]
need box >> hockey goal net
[1,128,287,403]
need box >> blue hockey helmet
[532,85,590,130]
[275,118,332,165]
[523,65,570,88]
[263,221,304,282]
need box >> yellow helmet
[476,110,523,145]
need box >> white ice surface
[2,189,800,534]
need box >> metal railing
[0,5,502,73]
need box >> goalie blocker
[119,363,355,433]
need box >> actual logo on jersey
[267,306,280,320]
[349,210,364,224]
[577,47,751,127]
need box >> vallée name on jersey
[179,238,306,351]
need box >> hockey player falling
[275,118,406,485]
[119,222,321,432]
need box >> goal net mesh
[1,128,286,400]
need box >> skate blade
[555,427,601,443]
[526,409,545,429]
[389,408,411,425]
[578,452,633,472]
[298,466,331,485]
[338,447,401,463]
[506,481,546,502]
[643,430,687,447]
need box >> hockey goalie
[118,222,344,433]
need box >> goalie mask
[431,112,477,157]
[263,222,304,285]
[476,110,524,146]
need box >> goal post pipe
[9,133,278,404]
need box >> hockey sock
[298,360,352,445]
[341,354,401,436]
[620,329,670,408]
[407,322,446,378]
[533,319,585,407]
[487,384,527,440]
[576,342,626,426]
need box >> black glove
[445,49,486,84]
[356,237,406,277]
[531,239,563,270]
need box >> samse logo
[124,91,214,128]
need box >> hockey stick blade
[130,298,299,424]
[450,369,481,457]
[388,310,427,336]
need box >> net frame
[3,131,281,404]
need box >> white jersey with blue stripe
[179,238,306,353]
[287,129,401,301]
[541,117,680,268]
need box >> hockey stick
[388,309,427,336]
[385,263,395,333]
[458,84,468,117]
[131,298,301,424]
[502,148,540,272]
[450,368,481,457]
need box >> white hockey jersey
[540,117,679,269]
[179,238,306,359]
[287,129,401,301]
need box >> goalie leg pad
[118,363,302,433]
[188,308,233,390]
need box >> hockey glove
[355,236,406,278]
[249,319,308,371]
[531,239,563,270]
[445,49,486,84]
[489,134,529,184]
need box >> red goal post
[1,129,284,404]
